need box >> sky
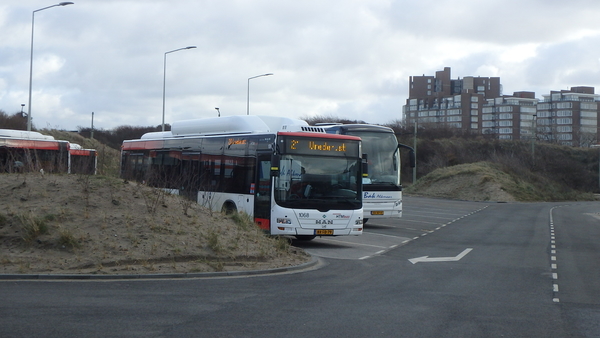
[2,0,600,131]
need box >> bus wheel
[295,235,316,241]
[221,202,237,215]
[363,218,369,224]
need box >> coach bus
[120,115,364,240]
[317,123,414,223]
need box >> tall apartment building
[403,67,600,146]
[536,87,599,147]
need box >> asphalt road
[1,196,600,337]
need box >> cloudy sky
[1,0,600,131]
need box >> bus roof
[138,115,327,140]
[0,129,56,140]
[319,124,394,134]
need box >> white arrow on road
[409,248,473,264]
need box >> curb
[0,256,321,281]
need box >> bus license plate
[371,211,384,215]
[315,229,334,235]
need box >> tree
[0,110,28,130]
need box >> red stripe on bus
[122,140,164,150]
[70,150,96,156]
[4,139,61,150]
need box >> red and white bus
[0,129,97,174]
[120,115,364,240]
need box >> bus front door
[254,152,272,231]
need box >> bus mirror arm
[398,144,416,168]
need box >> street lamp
[215,107,220,117]
[27,2,74,132]
[161,46,196,132]
[246,73,273,115]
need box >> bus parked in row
[317,124,414,223]
[0,129,97,175]
[120,115,365,240]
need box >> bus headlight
[355,219,363,225]
[277,218,292,224]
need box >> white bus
[318,124,414,223]
[121,115,364,240]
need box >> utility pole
[413,119,417,184]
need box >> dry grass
[0,173,309,275]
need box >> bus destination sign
[282,136,359,156]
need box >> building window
[581,118,597,125]
[557,133,573,140]
[471,123,478,129]
[582,103,598,110]
[581,112,597,118]
[537,111,550,118]
[556,118,572,124]
[556,126,572,132]
[556,110,572,117]
[556,102,572,109]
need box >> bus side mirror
[271,154,280,177]
[408,149,416,168]
[361,153,368,178]
[398,144,416,168]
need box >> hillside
[405,161,596,202]
[0,173,309,275]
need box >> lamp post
[161,46,196,132]
[531,114,537,163]
[215,107,220,117]
[246,73,273,115]
[27,2,74,131]
[412,119,417,184]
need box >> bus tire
[295,235,316,241]
[363,218,369,224]
[221,201,237,215]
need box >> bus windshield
[349,131,399,185]
[274,154,361,210]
